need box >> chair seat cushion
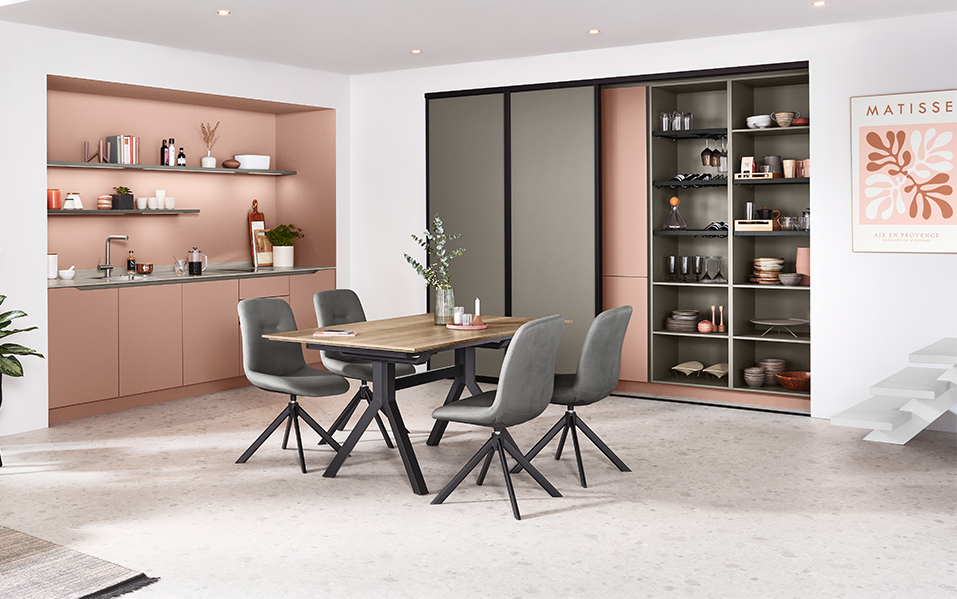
[550,373,580,405]
[322,356,415,382]
[246,365,350,397]
[432,391,498,426]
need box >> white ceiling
[1,0,954,75]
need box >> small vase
[201,151,216,168]
[434,287,454,325]
[272,246,294,267]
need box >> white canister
[47,253,58,279]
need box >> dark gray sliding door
[428,94,506,375]
[510,87,596,372]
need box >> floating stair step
[869,367,950,400]
[831,396,912,431]
[909,338,957,365]
[863,387,957,445]
[938,365,957,385]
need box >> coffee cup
[783,159,797,178]
[770,111,799,128]
[165,197,175,209]
[136,197,148,210]
[147,197,158,210]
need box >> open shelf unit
[48,209,200,216]
[647,68,810,403]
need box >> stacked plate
[751,257,785,284]
[757,358,786,386]
[665,309,699,332]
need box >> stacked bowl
[778,273,803,286]
[743,366,765,388]
[746,115,772,129]
[751,257,785,284]
[665,309,699,332]
[757,358,786,386]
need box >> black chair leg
[321,382,395,449]
[573,413,631,473]
[237,395,341,473]
[432,435,497,506]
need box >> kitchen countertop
[48,262,332,290]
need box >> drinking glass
[671,111,683,131]
[683,112,693,130]
[692,255,705,282]
[667,255,677,282]
[660,112,670,132]
[679,256,690,282]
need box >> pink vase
[796,247,810,286]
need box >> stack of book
[106,135,140,165]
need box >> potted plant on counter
[404,213,464,325]
[0,295,45,467]
[265,224,303,268]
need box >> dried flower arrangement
[201,121,220,151]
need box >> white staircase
[831,338,957,445]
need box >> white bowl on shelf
[234,154,271,170]
[58,269,75,280]
[746,115,772,129]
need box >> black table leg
[427,347,482,446]
[322,385,384,479]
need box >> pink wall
[47,89,334,269]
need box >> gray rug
[0,526,158,599]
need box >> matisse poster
[851,89,956,253]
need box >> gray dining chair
[237,298,350,474]
[313,289,414,448]
[512,305,633,488]
[431,314,565,520]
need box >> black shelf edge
[653,229,728,237]
[48,209,200,215]
[733,177,809,185]
[47,161,296,176]
[653,179,728,188]
[731,126,810,135]
[733,230,809,236]
[651,128,728,140]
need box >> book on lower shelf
[313,330,356,337]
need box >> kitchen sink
[97,274,150,281]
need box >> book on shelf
[313,329,357,337]
[106,135,140,164]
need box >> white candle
[475,297,480,316]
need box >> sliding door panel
[428,94,506,375]
[510,87,596,373]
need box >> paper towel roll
[47,253,58,279]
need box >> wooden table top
[263,313,534,355]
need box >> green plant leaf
[0,343,44,358]
[0,309,27,328]
[0,326,38,339]
[0,354,23,377]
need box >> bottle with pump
[127,250,136,275]
[177,147,187,167]
[168,138,176,166]
[160,139,169,166]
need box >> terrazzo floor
[1,381,954,598]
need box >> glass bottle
[663,197,687,230]
[160,139,169,166]
[177,147,187,167]
[168,138,176,165]
[127,250,136,275]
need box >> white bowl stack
[757,358,786,386]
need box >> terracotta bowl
[222,159,241,169]
[136,262,154,274]
[776,371,810,392]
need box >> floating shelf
[653,281,730,287]
[734,230,809,236]
[653,179,728,188]
[733,177,809,186]
[48,209,200,216]
[731,126,810,136]
[653,330,729,339]
[733,283,810,290]
[47,161,296,176]
[734,333,811,344]
[651,128,728,140]
[652,229,728,237]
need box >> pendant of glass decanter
[664,196,687,230]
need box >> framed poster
[851,89,955,253]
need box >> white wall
[349,13,957,422]
[0,21,350,437]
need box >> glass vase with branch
[404,214,464,325]
[200,121,220,168]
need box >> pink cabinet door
[603,275,648,383]
[289,269,336,367]
[239,276,289,300]
[119,284,183,396]
[183,279,241,385]
[48,288,119,409]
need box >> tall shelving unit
[647,69,810,407]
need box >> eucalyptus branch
[403,214,464,289]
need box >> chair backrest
[238,298,307,377]
[313,289,367,365]
[569,305,633,404]
[488,314,565,427]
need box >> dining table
[263,313,534,495]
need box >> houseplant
[265,224,303,267]
[404,214,464,324]
[111,186,133,210]
[200,121,220,168]
[0,295,45,467]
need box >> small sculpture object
[718,306,726,332]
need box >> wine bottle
[169,138,176,166]
[177,147,186,167]
[160,139,168,166]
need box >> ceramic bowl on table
[776,371,810,392]
[136,262,153,274]
[58,269,75,280]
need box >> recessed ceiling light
[216,9,231,16]
[411,49,422,55]
[811,1,826,6]
[588,29,600,35]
